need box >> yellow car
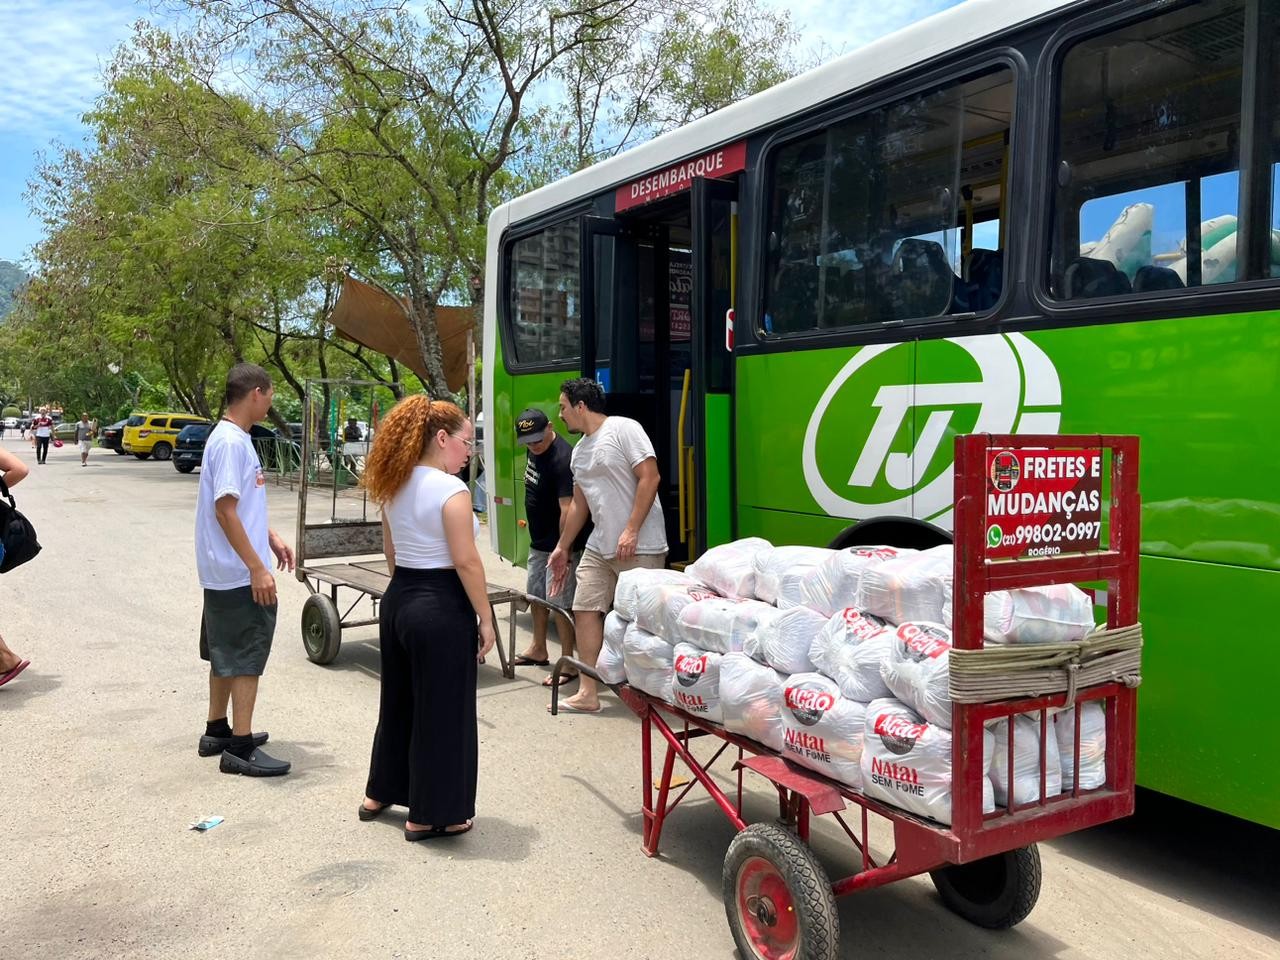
[122,412,211,461]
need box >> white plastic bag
[1054,702,1107,790]
[614,568,701,621]
[861,698,995,825]
[798,546,915,618]
[719,653,787,752]
[988,714,1063,807]
[633,582,720,641]
[809,609,895,702]
[687,538,773,599]
[675,597,780,654]
[670,643,724,723]
[754,546,835,606]
[780,673,868,788]
[745,606,824,675]
[879,621,954,729]
[859,547,952,624]
[622,622,676,703]
[944,584,1096,645]
[596,611,629,685]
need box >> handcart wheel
[301,594,342,665]
[723,823,839,960]
[929,844,1042,929]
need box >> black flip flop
[405,820,473,842]
[358,803,390,822]
[513,655,551,667]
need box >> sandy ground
[0,437,1276,959]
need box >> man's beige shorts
[573,548,667,614]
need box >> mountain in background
[0,259,28,319]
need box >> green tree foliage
[10,1,804,408]
[0,260,27,319]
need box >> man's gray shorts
[527,548,581,611]
[199,586,278,677]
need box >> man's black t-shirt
[525,435,590,552]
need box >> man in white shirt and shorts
[548,378,667,714]
[194,363,295,776]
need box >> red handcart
[552,435,1143,959]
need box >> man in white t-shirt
[194,363,295,776]
[548,378,667,714]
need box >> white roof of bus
[491,0,1078,232]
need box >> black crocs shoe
[219,746,291,777]
[198,731,269,757]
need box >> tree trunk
[406,295,452,401]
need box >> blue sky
[0,0,962,265]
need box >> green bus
[482,0,1280,830]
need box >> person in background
[75,413,95,467]
[358,395,495,840]
[511,408,589,686]
[31,408,53,465]
[195,363,295,776]
[548,378,667,714]
[0,446,32,687]
[344,418,364,442]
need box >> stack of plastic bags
[594,537,1105,826]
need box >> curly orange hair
[362,395,466,504]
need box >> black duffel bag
[0,473,41,573]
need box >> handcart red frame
[552,434,1142,959]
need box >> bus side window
[1049,0,1246,299]
[762,66,1013,336]
[507,219,582,365]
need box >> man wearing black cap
[512,408,588,683]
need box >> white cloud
[0,0,148,139]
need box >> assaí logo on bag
[874,713,928,753]
[897,623,951,662]
[841,609,888,641]
[803,333,1061,527]
[784,682,836,726]
[673,653,707,687]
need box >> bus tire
[930,845,1042,929]
[827,516,953,551]
[723,823,839,960]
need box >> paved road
[1,439,1277,959]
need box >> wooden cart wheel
[930,844,1042,929]
[301,593,342,665]
[723,823,839,960]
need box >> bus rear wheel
[827,516,952,551]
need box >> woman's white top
[383,466,479,569]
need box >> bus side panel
[489,350,520,564]
[1138,556,1280,830]
[734,344,916,523]
[704,393,733,547]
[736,504,847,548]
[493,369,574,568]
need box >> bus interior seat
[891,238,955,318]
[953,248,1003,312]
[1063,256,1133,299]
[1133,265,1185,292]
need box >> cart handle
[548,656,624,715]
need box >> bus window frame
[746,50,1025,352]
[498,202,594,374]
[1030,0,1280,322]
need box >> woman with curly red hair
[358,395,495,840]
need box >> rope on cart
[949,623,1143,706]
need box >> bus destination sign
[615,140,747,213]
[984,448,1103,559]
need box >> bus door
[580,178,738,564]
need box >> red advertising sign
[984,448,1103,559]
[615,140,747,213]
